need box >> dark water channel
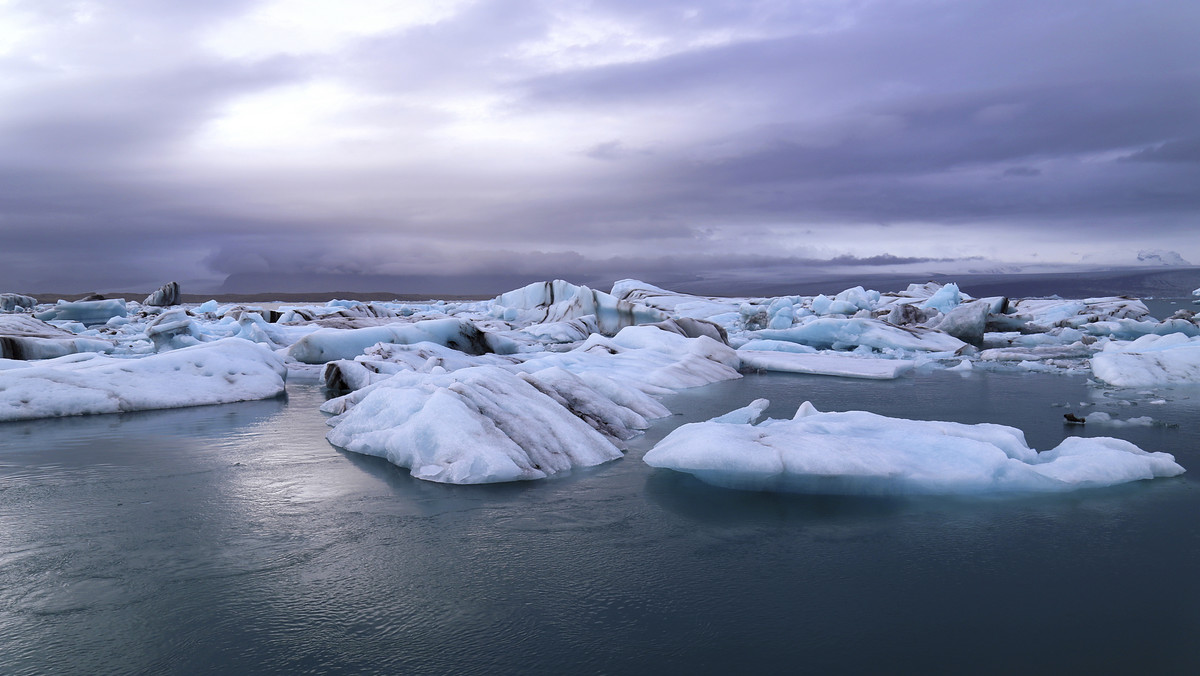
[1,366,1198,675]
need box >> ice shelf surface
[644,401,1184,495]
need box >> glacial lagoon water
[2,367,1199,675]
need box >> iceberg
[34,299,128,326]
[0,315,114,360]
[755,317,968,354]
[324,366,632,484]
[1,293,37,313]
[491,280,666,334]
[738,350,914,379]
[0,338,286,422]
[644,401,1184,494]
[286,318,515,364]
[143,281,181,307]
[1091,334,1200,386]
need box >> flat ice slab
[739,350,914,379]
[0,338,287,421]
[644,401,1184,495]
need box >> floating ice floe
[1090,333,1200,387]
[0,315,114,360]
[754,317,968,354]
[738,350,914,379]
[0,338,286,422]
[644,401,1184,495]
[286,318,515,364]
[34,299,128,326]
[320,327,741,483]
[324,366,636,484]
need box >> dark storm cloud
[2,0,1199,293]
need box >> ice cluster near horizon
[644,401,1184,495]
[2,275,1199,484]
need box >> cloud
[1,0,1198,293]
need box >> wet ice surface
[2,371,1199,675]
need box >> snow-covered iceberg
[320,326,740,483]
[0,338,286,422]
[644,401,1183,495]
[1091,333,1200,387]
[324,366,635,484]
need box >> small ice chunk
[1083,412,1155,427]
[709,398,770,424]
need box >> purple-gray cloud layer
[1,0,1198,294]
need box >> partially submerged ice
[321,326,739,483]
[34,299,128,326]
[1,293,36,313]
[0,338,286,422]
[1,315,114,360]
[644,401,1184,495]
[324,366,637,484]
[1091,333,1200,387]
[287,318,515,364]
[143,281,181,307]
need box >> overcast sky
[2,0,1198,294]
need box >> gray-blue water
[2,366,1199,675]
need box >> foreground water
[2,368,1198,675]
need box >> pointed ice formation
[143,281,181,307]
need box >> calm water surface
[1,366,1198,675]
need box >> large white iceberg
[1091,333,1200,386]
[644,401,1183,494]
[0,338,286,421]
[324,366,636,484]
